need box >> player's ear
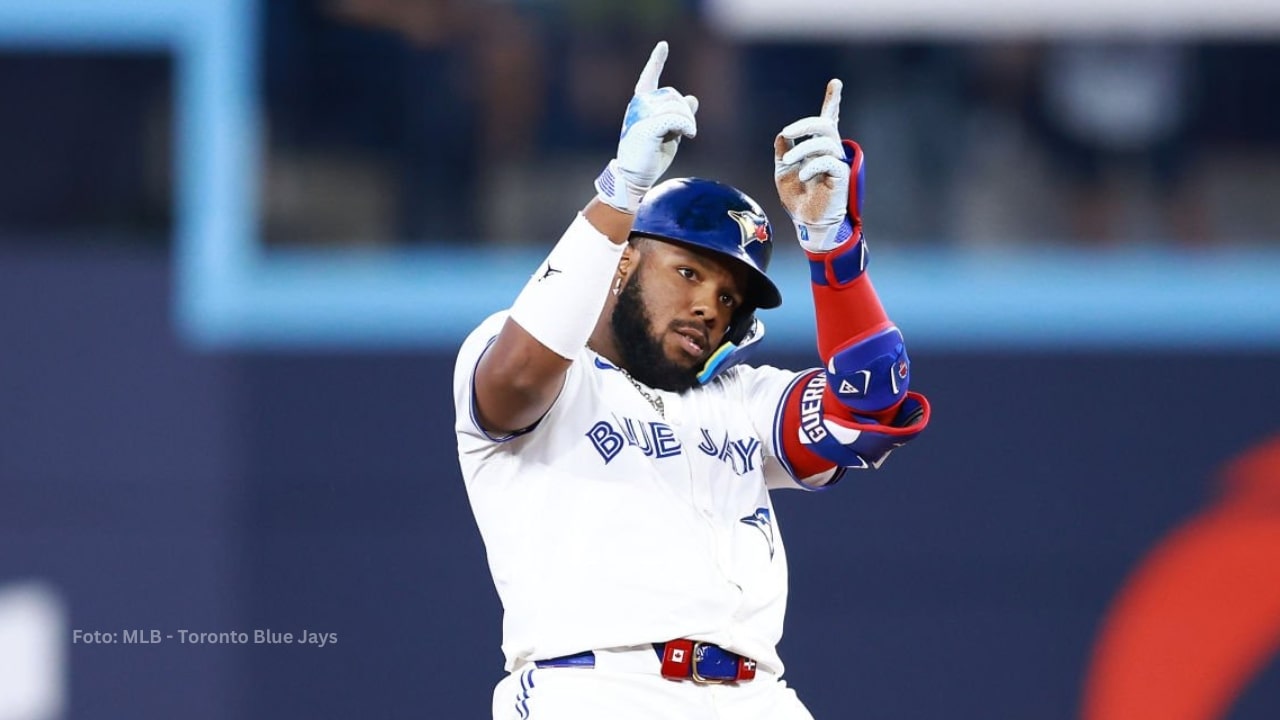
[617,243,637,276]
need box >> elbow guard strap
[794,372,931,470]
[826,325,911,417]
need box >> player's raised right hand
[594,41,699,214]
[774,79,861,253]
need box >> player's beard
[611,268,701,394]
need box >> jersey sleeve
[728,364,843,492]
[454,311,587,447]
[453,312,518,443]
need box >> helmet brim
[634,233,783,311]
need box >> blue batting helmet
[631,178,782,384]
[631,178,782,310]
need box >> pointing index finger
[820,78,843,124]
[635,41,669,95]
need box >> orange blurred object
[1082,434,1280,720]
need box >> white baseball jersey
[454,311,833,677]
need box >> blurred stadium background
[0,0,1277,718]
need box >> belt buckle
[688,642,729,685]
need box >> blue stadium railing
[2,0,1277,351]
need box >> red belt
[534,640,757,684]
[655,639,758,684]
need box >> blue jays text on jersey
[586,413,762,476]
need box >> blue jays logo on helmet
[632,178,782,310]
[728,209,771,253]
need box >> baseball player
[453,41,930,719]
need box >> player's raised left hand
[773,79,863,253]
[595,41,699,214]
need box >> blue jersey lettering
[586,421,624,463]
[696,428,761,475]
[653,424,681,459]
[586,416,682,464]
[731,438,761,473]
[622,417,655,455]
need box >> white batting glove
[595,41,699,214]
[774,79,853,253]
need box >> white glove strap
[594,159,648,215]
[509,213,626,359]
[797,218,855,254]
